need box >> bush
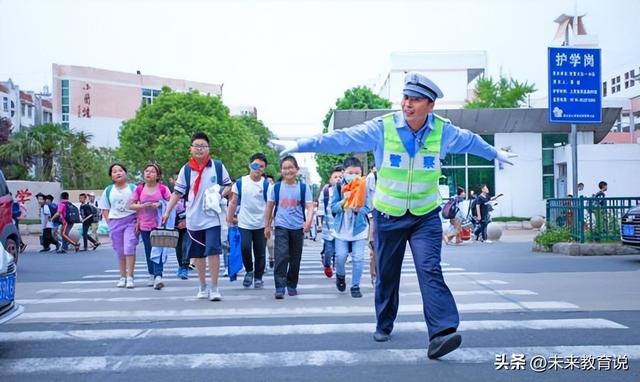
[534,228,573,250]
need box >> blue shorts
[187,226,222,258]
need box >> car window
[0,171,9,196]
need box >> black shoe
[92,242,101,251]
[269,260,274,269]
[243,271,254,288]
[427,333,462,359]
[373,330,390,342]
[350,286,362,298]
[39,248,51,253]
[336,275,346,292]
[56,250,67,254]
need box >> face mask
[344,174,358,183]
[250,163,263,172]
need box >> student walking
[163,132,232,301]
[264,155,314,299]
[130,163,172,290]
[51,191,81,253]
[317,165,343,278]
[79,193,100,251]
[36,192,60,252]
[227,153,270,289]
[98,163,139,288]
[330,157,371,298]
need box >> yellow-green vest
[372,113,445,217]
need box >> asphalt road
[1,231,639,382]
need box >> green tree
[232,115,280,178]
[316,86,391,184]
[118,88,264,181]
[464,76,536,109]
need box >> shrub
[534,228,573,250]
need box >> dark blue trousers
[374,208,459,340]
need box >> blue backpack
[182,159,223,201]
[273,181,307,222]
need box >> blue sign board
[548,47,602,124]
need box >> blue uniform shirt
[297,111,498,167]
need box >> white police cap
[403,72,444,101]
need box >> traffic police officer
[276,72,517,359]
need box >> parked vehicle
[0,170,20,263]
[0,241,23,324]
[620,206,640,250]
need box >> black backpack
[442,198,459,219]
[65,201,82,224]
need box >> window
[21,103,26,117]
[142,88,160,105]
[28,105,33,118]
[541,133,568,199]
[440,134,495,197]
[611,76,621,94]
[602,81,607,97]
[61,80,69,129]
[2,97,7,112]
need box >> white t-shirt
[232,175,267,230]
[174,161,232,231]
[98,184,136,220]
[40,204,54,229]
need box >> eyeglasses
[191,144,209,150]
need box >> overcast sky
[1,0,638,138]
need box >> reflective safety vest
[372,113,445,217]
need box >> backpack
[64,201,82,224]
[322,185,331,215]
[273,181,307,222]
[182,159,223,201]
[105,183,136,208]
[50,202,59,224]
[442,197,459,219]
[236,176,269,208]
[11,202,21,220]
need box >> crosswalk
[3,240,638,378]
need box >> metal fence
[546,197,640,243]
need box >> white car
[0,241,23,324]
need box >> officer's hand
[268,139,299,157]
[496,150,518,165]
[161,213,169,225]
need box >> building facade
[0,79,52,130]
[52,64,223,147]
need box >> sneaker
[275,288,285,299]
[188,263,196,270]
[56,249,67,254]
[350,285,362,298]
[196,287,209,299]
[39,248,51,253]
[178,268,189,280]
[373,330,390,342]
[254,279,264,289]
[116,277,126,288]
[92,242,101,251]
[153,276,164,290]
[336,275,346,292]
[323,266,333,278]
[484,240,493,244]
[243,271,254,288]
[125,277,135,289]
[209,287,222,301]
[74,244,80,253]
[427,333,462,359]
[146,275,155,287]
[269,259,275,269]
[287,287,298,296]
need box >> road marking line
[2,345,639,373]
[14,301,579,322]
[0,318,626,342]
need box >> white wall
[554,144,640,197]
[494,133,545,218]
[7,181,62,220]
[68,115,123,148]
